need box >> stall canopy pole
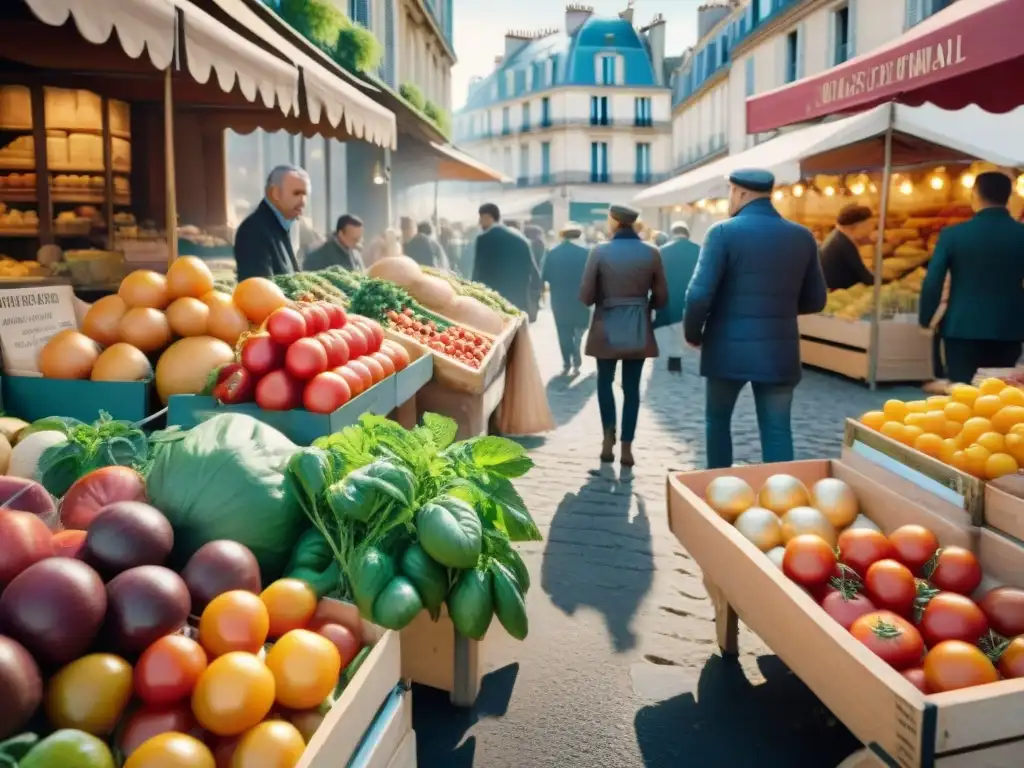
[164,66,178,262]
[868,102,896,390]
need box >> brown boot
[620,442,635,467]
[600,429,615,463]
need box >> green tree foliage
[399,82,426,111]
[424,100,451,138]
[332,24,383,73]
[276,0,345,49]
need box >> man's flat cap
[609,204,639,225]
[728,168,775,193]
[559,222,583,237]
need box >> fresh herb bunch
[421,267,523,317]
[348,277,450,328]
[34,412,149,496]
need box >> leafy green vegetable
[416,496,482,569]
[448,568,494,641]
[35,412,149,496]
[350,546,396,618]
[284,528,342,598]
[288,447,334,508]
[325,460,415,523]
[347,277,450,328]
[400,543,449,620]
[490,560,529,640]
[373,576,424,630]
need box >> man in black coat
[472,203,540,315]
[404,221,449,270]
[303,214,366,273]
[234,165,309,281]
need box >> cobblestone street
[414,308,922,768]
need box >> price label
[0,285,79,375]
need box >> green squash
[491,561,528,640]
[349,546,395,619]
[400,543,449,620]
[447,568,493,640]
[372,576,424,630]
[416,496,482,569]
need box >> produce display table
[401,608,490,708]
[799,315,933,384]
[1,375,153,423]
[667,453,1024,767]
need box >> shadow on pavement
[540,472,653,652]
[413,663,520,768]
[634,654,859,767]
[544,371,598,427]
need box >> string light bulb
[929,175,945,190]
[792,184,805,198]
[1016,174,1024,197]
[850,181,866,195]
[899,180,914,195]
[961,172,976,189]
[674,205,683,212]
[824,186,836,197]
[772,189,784,201]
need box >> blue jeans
[597,358,645,442]
[705,378,795,469]
[555,320,584,368]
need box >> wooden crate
[345,687,414,768]
[385,731,417,768]
[667,459,1024,768]
[299,600,406,768]
[400,607,486,707]
[985,475,1024,543]
[798,316,933,383]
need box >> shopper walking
[404,221,450,270]
[472,203,540,314]
[303,214,365,273]
[684,169,827,469]
[579,205,668,467]
[234,164,308,280]
[653,222,700,374]
[524,224,547,321]
[542,222,591,376]
[919,171,1024,383]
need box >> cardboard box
[667,457,1024,767]
[1,375,152,423]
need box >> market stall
[634,102,1024,386]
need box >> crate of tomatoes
[667,453,1024,768]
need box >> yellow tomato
[906,400,928,414]
[265,629,341,710]
[986,453,1019,480]
[976,432,1006,454]
[124,733,215,768]
[191,653,275,737]
[260,579,319,639]
[199,591,270,658]
[943,401,973,424]
[999,387,1024,407]
[964,445,991,478]
[46,653,134,736]
[883,399,909,422]
[914,433,944,458]
[939,438,959,465]
[942,420,963,439]
[1012,424,1024,437]
[905,413,928,429]
[921,412,946,435]
[901,425,924,446]
[230,721,305,768]
[960,417,994,447]
[860,411,886,430]
[950,384,979,406]
[1006,433,1024,465]
[979,377,1008,396]
[926,395,951,410]
[992,406,1024,434]
[881,421,906,443]
[951,450,970,473]
[974,395,1004,419]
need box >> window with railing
[540,142,551,184]
[635,143,651,184]
[590,96,610,126]
[634,97,652,127]
[502,107,510,135]
[541,97,551,127]
[518,144,529,186]
[590,142,609,183]
[521,102,531,131]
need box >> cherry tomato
[978,586,1024,637]
[285,337,328,381]
[198,590,270,658]
[919,592,989,647]
[302,371,351,414]
[239,334,285,378]
[380,341,410,371]
[260,579,319,639]
[321,303,347,330]
[902,667,929,693]
[923,640,999,692]
[312,622,362,669]
[358,354,387,384]
[837,528,895,579]
[298,303,329,335]
[371,351,396,377]
[345,359,374,391]
[119,702,201,757]
[925,547,982,596]
[865,560,917,617]
[212,364,254,405]
[266,307,307,346]
[231,721,305,767]
[849,611,925,670]
[341,325,369,358]
[265,629,341,709]
[123,733,214,768]
[191,652,275,736]
[135,635,208,706]
[888,524,939,576]
[782,534,836,587]
[821,589,877,630]
[254,369,302,411]
[335,364,365,396]
[996,636,1024,679]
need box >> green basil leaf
[422,412,458,450]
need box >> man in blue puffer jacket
[684,168,827,469]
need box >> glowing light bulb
[1016,175,1024,196]
[899,180,913,195]
[824,186,836,197]
[961,173,976,189]
[674,205,683,212]
[792,184,805,198]
[696,199,707,209]
[850,182,866,196]
[772,189,784,201]
[929,175,945,190]
[869,183,878,193]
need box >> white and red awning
[746,0,1024,134]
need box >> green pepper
[325,461,415,523]
[288,447,333,508]
[284,528,342,598]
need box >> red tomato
[298,303,329,335]
[837,528,895,580]
[255,370,303,411]
[341,325,369,358]
[782,535,837,587]
[310,622,361,669]
[926,547,982,596]
[978,587,1024,638]
[0,510,53,587]
[52,529,87,558]
[371,351,396,377]
[849,611,925,670]
[239,334,285,378]
[303,372,352,414]
[212,364,255,405]
[358,355,387,384]
[345,359,374,391]
[821,590,877,630]
[266,307,307,346]
[888,525,939,576]
[119,702,201,757]
[902,667,929,693]
[356,318,385,351]
[324,330,351,366]
[135,634,209,706]
[315,332,346,368]
[919,592,989,648]
[379,342,409,371]
[865,560,917,617]
[996,636,1024,679]
[335,365,365,397]
[321,303,347,330]
[285,337,329,381]
[923,640,999,692]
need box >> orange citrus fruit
[951,384,980,406]
[960,417,994,447]
[973,395,1004,419]
[964,444,991,478]
[999,387,1024,407]
[986,453,1019,480]
[939,438,959,465]
[881,422,906,443]
[942,420,963,439]
[944,401,973,423]
[979,377,1008,396]
[860,411,886,430]
[976,432,1006,454]
[901,425,924,446]
[914,433,944,458]
[992,406,1024,434]
[883,400,909,422]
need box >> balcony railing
[506,171,673,187]
[456,117,671,142]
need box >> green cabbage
[145,414,304,581]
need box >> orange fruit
[1006,433,1024,464]
[260,579,319,639]
[119,269,170,309]
[914,433,944,458]
[232,278,289,325]
[976,432,1006,454]
[124,733,215,768]
[230,721,305,767]
[950,384,980,406]
[964,444,991,478]
[905,413,928,429]
[944,401,973,423]
[906,400,928,414]
[974,395,1004,419]
[881,422,906,443]
[883,400,909,422]
[992,406,1024,434]
[191,652,275,737]
[921,412,946,435]
[1012,424,1024,437]
[979,377,1008,396]
[901,425,924,446]
[942,420,963,439]
[860,411,886,430]
[951,451,970,473]
[264,629,341,710]
[960,417,994,447]
[986,453,1019,480]
[198,590,270,658]
[939,438,959,465]
[999,387,1024,407]
[926,395,951,411]
[166,255,215,300]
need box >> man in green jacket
[541,222,590,375]
[653,222,700,373]
[919,172,1024,384]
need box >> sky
[450,0,703,109]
